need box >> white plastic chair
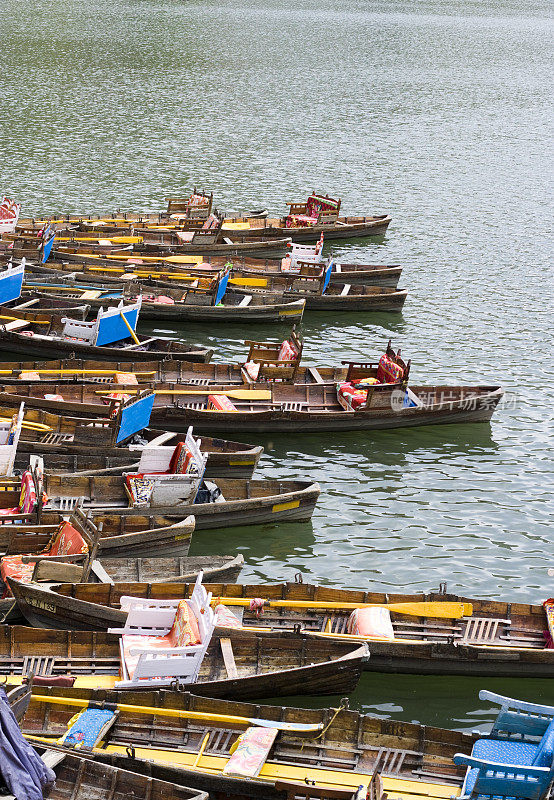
[108,572,215,687]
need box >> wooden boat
[0,514,196,558]
[27,260,401,315]
[0,304,213,361]
[1,294,91,321]
[0,439,319,530]
[26,243,404,287]
[17,685,474,799]
[227,276,408,312]
[220,213,392,242]
[0,378,502,433]
[27,277,307,324]
[12,428,263,480]
[10,580,553,677]
[0,625,367,700]
[36,474,319,530]
[11,220,294,259]
[0,341,405,389]
[31,749,209,800]
[220,190,392,242]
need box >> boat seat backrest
[460,616,510,644]
[532,719,554,767]
[117,572,212,636]
[61,316,97,344]
[118,596,183,634]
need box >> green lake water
[2,0,553,727]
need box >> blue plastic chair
[453,691,554,800]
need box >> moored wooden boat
[38,475,319,530]
[0,294,91,321]
[17,685,474,799]
[0,514,196,559]
[221,213,392,241]
[27,261,402,315]
[0,309,213,362]
[14,744,209,800]
[27,242,404,287]
[0,378,503,434]
[11,581,553,677]
[0,625,367,700]
[45,285,307,324]
[0,394,263,479]
[12,430,263,480]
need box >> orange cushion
[114,372,138,385]
[48,521,88,557]
[121,600,200,679]
[167,600,201,647]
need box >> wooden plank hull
[33,749,208,800]
[152,386,504,434]
[127,298,305,323]
[19,684,472,798]
[0,626,367,700]
[28,286,306,323]
[224,215,392,242]
[12,429,263,480]
[14,582,552,678]
[226,282,407,312]
[0,516,195,559]
[55,236,292,259]
[0,356,346,386]
[39,479,320,531]
[300,287,407,311]
[330,263,402,287]
[0,330,213,362]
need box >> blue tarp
[0,687,55,800]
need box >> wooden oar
[29,694,323,734]
[213,598,473,619]
[95,388,272,401]
[0,417,52,433]
[118,312,140,345]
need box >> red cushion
[0,556,35,593]
[169,442,192,475]
[376,354,403,384]
[337,382,367,410]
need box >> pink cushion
[243,361,260,380]
[277,340,298,362]
[208,395,238,412]
[214,604,242,628]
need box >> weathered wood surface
[18,684,471,799]
[10,581,551,676]
[0,625,367,700]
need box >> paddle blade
[384,601,473,619]
[250,718,323,734]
